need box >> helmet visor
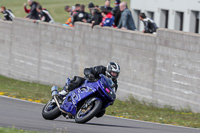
[111,71,118,78]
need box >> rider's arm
[84,68,93,78]
[113,79,118,92]
[84,65,106,79]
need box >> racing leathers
[60,65,118,95]
[84,65,118,92]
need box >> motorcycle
[42,74,116,123]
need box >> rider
[58,62,120,98]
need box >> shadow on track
[54,120,154,130]
[85,122,154,130]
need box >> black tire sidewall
[75,98,102,123]
[96,109,106,118]
[42,100,61,120]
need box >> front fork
[51,86,68,114]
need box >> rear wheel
[42,99,61,120]
[75,97,102,123]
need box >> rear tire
[42,99,61,120]
[75,97,102,123]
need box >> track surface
[0,96,199,133]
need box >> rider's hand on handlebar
[88,74,95,81]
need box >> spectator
[139,12,158,33]
[112,0,121,26]
[64,5,72,14]
[95,5,100,10]
[88,2,95,13]
[26,0,40,20]
[117,2,136,30]
[35,5,54,23]
[100,9,114,27]
[71,3,81,23]
[64,5,73,27]
[71,4,80,16]
[65,5,71,12]
[73,4,89,25]
[0,6,15,21]
[23,3,30,14]
[91,8,102,28]
[100,0,112,11]
[87,2,95,23]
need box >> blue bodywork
[60,74,116,116]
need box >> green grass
[0,75,200,128]
[0,127,45,133]
[106,97,200,128]
[0,75,55,103]
[0,126,68,133]
[0,0,130,23]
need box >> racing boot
[54,78,70,104]
[56,86,69,104]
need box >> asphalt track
[0,96,200,133]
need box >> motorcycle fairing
[60,81,98,116]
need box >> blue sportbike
[42,74,116,123]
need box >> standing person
[71,4,80,17]
[87,2,95,23]
[23,3,30,14]
[71,4,81,24]
[35,5,54,23]
[139,12,158,33]
[72,5,89,25]
[100,0,112,11]
[91,8,102,28]
[64,5,72,14]
[26,0,40,20]
[100,9,114,27]
[64,5,73,27]
[117,2,136,30]
[112,0,121,26]
[0,6,15,21]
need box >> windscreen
[100,75,114,88]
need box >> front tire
[96,109,106,118]
[42,99,61,120]
[75,97,102,123]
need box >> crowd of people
[0,0,158,34]
[63,0,138,31]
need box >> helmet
[88,2,95,9]
[106,62,120,79]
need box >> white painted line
[1,95,200,131]
[0,95,44,105]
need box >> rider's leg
[56,76,86,103]
[59,85,68,96]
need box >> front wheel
[42,99,61,120]
[75,97,102,123]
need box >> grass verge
[0,126,68,133]
[0,75,200,128]
[0,127,45,133]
